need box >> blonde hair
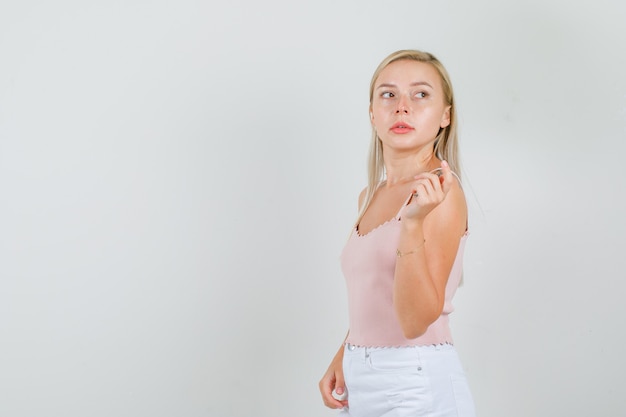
[356,49,460,226]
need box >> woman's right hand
[319,346,348,409]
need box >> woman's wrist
[400,217,424,234]
[396,239,426,258]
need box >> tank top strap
[395,193,414,220]
[450,170,463,189]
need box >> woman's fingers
[405,162,455,218]
[411,176,441,202]
[412,162,452,200]
[440,160,453,195]
[319,372,348,409]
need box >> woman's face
[370,59,451,152]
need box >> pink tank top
[341,195,467,347]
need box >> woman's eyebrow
[410,81,433,88]
[376,83,397,90]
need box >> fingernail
[337,387,343,394]
[442,160,449,167]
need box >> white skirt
[338,343,475,417]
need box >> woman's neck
[384,153,439,187]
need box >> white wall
[1,1,625,416]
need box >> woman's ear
[440,105,451,128]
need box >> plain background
[1,1,625,416]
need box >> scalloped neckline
[355,217,400,238]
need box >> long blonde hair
[356,49,460,225]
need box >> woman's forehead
[376,60,441,87]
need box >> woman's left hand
[401,160,454,222]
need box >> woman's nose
[395,96,409,114]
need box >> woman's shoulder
[442,174,467,213]
[427,174,467,235]
[357,186,368,211]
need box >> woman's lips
[390,121,414,134]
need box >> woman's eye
[415,91,427,98]
[381,92,394,98]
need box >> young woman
[319,50,476,417]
